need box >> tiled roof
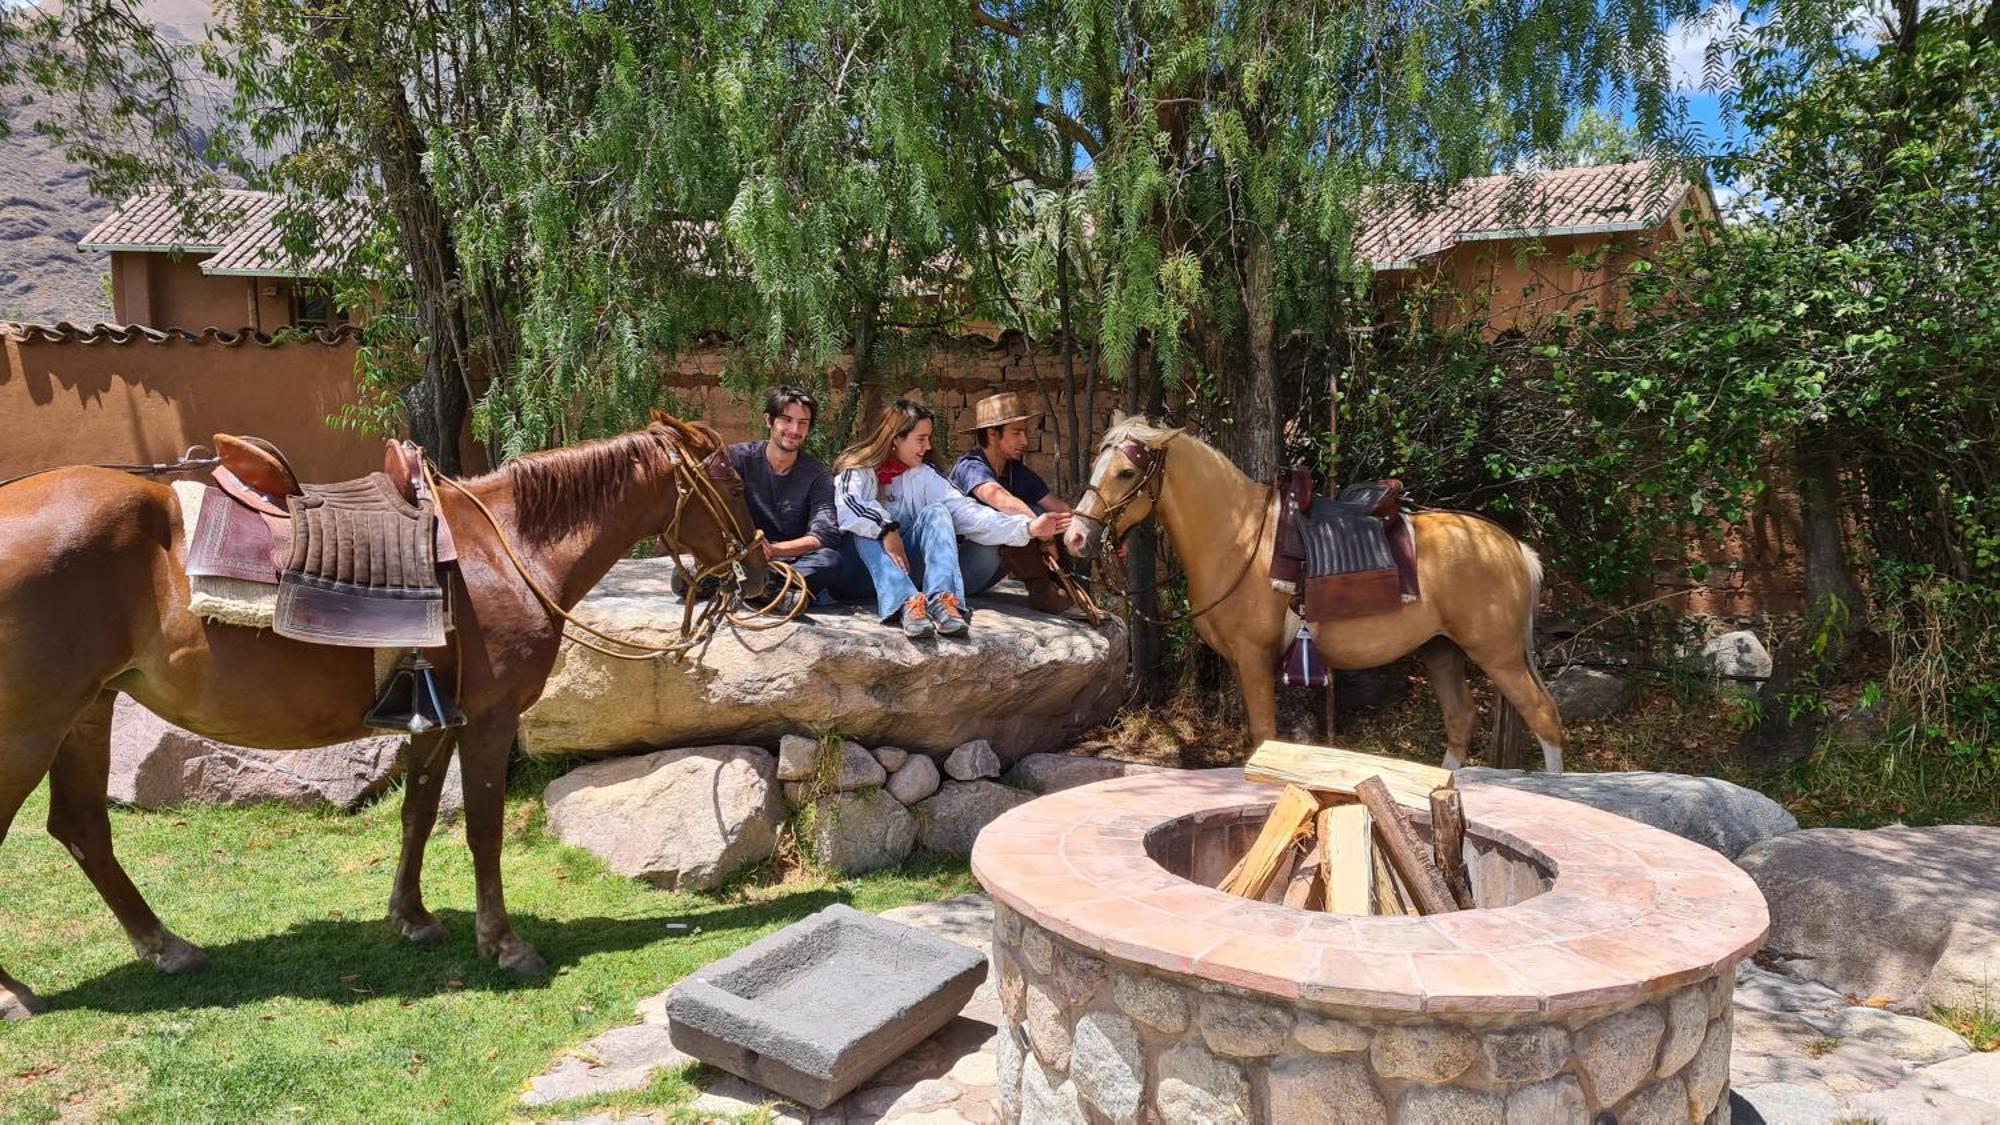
[2,320,363,347]
[1356,160,1703,271]
[78,189,363,279]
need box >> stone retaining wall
[991,901,1734,1123]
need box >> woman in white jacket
[833,400,1070,638]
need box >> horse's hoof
[0,982,44,1021]
[152,935,210,975]
[401,917,449,946]
[498,943,549,977]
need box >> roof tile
[1356,160,1697,270]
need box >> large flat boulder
[1736,825,2000,1010]
[109,695,403,811]
[1458,767,1797,859]
[521,559,1127,762]
[544,745,784,892]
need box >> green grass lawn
[0,776,975,1123]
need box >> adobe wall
[663,335,1128,497]
[1378,227,1664,337]
[110,253,298,334]
[0,324,386,482]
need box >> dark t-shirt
[725,441,839,548]
[951,447,1050,509]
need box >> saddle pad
[175,481,282,630]
[275,473,445,649]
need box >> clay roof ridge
[1,320,364,347]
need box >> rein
[1081,434,1275,629]
[430,431,806,663]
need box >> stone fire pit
[970,768,1768,1123]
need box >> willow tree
[0,0,537,472]
[963,0,1709,479]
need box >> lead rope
[1099,483,1275,629]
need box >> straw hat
[957,391,1043,433]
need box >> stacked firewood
[1216,742,1475,914]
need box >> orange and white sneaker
[900,593,934,639]
[932,593,968,637]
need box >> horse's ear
[1110,408,1129,426]
[649,408,673,427]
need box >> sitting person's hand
[1028,511,1072,541]
[883,530,912,573]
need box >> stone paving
[528,895,1002,1123]
[527,896,2000,1123]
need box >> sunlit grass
[0,775,973,1123]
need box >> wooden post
[1319,804,1373,915]
[1355,776,1458,914]
[1429,787,1476,910]
[1491,698,1531,769]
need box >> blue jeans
[854,502,967,621]
[791,542,874,604]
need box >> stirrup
[365,650,467,733]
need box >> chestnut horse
[0,412,767,1019]
[1064,416,1565,774]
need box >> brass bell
[365,650,467,733]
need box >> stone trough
[971,769,1769,1123]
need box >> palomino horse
[0,412,767,1019]
[1064,416,1565,775]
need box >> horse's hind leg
[388,730,456,945]
[1483,662,1567,775]
[0,728,62,1018]
[1419,640,1476,770]
[45,692,208,974]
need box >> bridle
[436,427,808,662]
[1075,437,1172,553]
[1078,432,1273,629]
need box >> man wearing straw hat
[949,391,1078,615]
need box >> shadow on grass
[40,888,847,1016]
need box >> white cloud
[1665,1,1745,93]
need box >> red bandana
[876,459,915,488]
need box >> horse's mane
[482,422,719,543]
[1096,415,1180,451]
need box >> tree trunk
[1742,435,1866,763]
[366,85,471,471]
[1126,343,1165,707]
[1221,229,1281,481]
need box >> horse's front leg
[1231,648,1282,747]
[458,714,547,975]
[388,729,456,944]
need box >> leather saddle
[1271,467,1419,622]
[185,433,457,648]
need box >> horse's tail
[1518,541,1551,694]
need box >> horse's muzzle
[1065,516,1104,559]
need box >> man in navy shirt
[722,386,864,612]
[949,392,1076,614]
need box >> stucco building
[78,189,359,333]
[1357,160,1717,335]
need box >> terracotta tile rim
[971,768,1769,1012]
